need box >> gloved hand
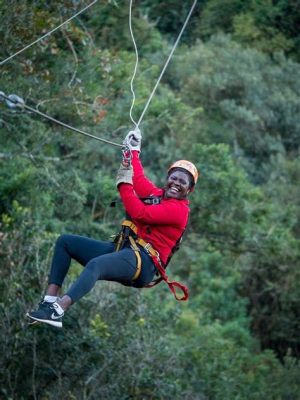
[116,164,133,188]
[123,128,142,151]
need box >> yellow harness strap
[120,219,138,234]
[128,236,142,280]
[116,220,189,301]
[114,220,141,281]
[115,219,189,301]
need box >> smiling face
[164,169,192,199]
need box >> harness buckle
[151,197,160,205]
[143,243,152,253]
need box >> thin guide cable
[136,0,198,128]
[1,93,122,147]
[0,0,99,66]
[1,0,197,147]
[128,0,139,128]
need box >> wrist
[117,182,132,188]
[132,149,140,157]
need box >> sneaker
[26,300,50,326]
[26,301,64,328]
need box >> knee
[55,234,73,248]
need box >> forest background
[0,0,300,399]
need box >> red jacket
[118,151,190,265]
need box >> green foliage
[0,1,300,399]
[188,143,253,238]
[180,325,299,400]
[172,34,300,182]
[195,0,300,60]
[139,0,201,43]
[233,12,294,54]
[197,0,249,37]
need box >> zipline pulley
[1,92,25,109]
[7,95,25,109]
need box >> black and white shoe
[26,300,64,328]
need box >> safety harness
[114,219,189,301]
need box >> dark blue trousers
[48,234,156,303]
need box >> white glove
[123,128,142,151]
[116,164,133,187]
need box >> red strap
[166,280,189,301]
[146,255,189,301]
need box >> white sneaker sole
[27,320,40,326]
[26,313,62,328]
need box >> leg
[26,234,114,327]
[47,234,115,295]
[46,284,61,297]
[63,247,138,307]
[59,247,156,311]
[27,244,156,327]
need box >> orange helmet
[168,160,199,185]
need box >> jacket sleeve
[131,151,160,197]
[118,183,189,227]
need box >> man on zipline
[26,129,198,328]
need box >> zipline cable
[132,0,198,129]
[1,0,197,147]
[128,0,139,128]
[0,0,99,67]
[0,92,122,147]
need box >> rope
[134,0,198,129]
[1,0,198,147]
[128,0,139,128]
[0,0,99,67]
[0,92,122,147]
